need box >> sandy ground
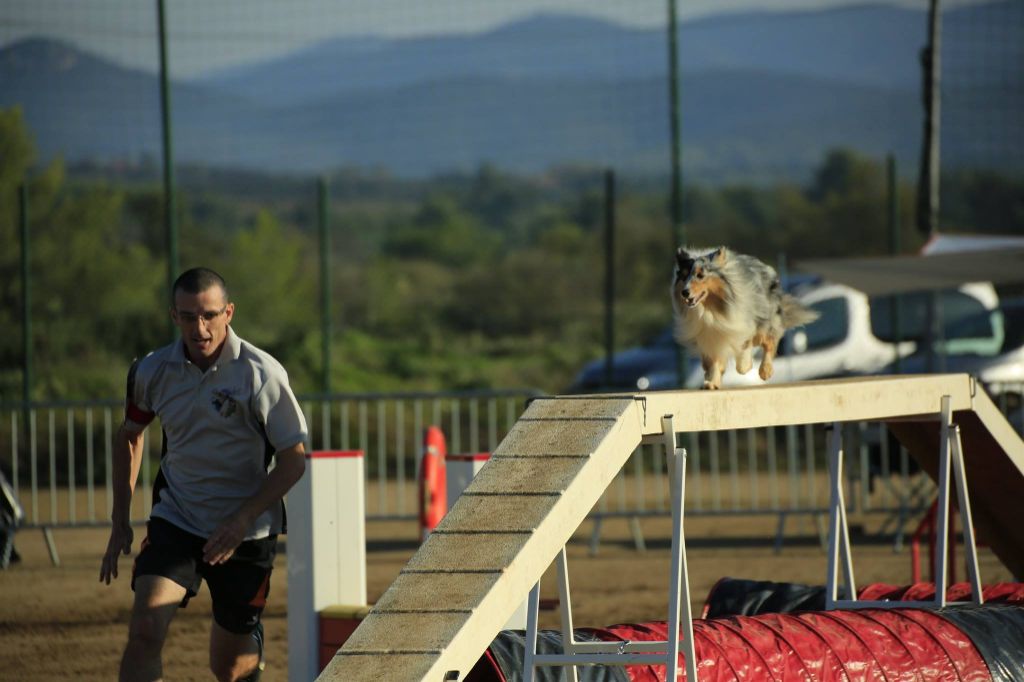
[0,513,1015,681]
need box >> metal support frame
[523,415,698,681]
[825,396,983,609]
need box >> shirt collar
[216,326,243,366]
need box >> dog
[671,246,819,390]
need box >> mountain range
[1,2,1019,182]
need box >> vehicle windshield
[870,290,1004,357]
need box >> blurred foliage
[2,106,1022,400]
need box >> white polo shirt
[124,327,308,539]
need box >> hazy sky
[0,0,980,78]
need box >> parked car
[876,296,1024,397]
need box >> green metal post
[20,184,32,412]
[157,0,178,317]
[916,0,942,237]
[603,169,616,389]
[667,0,684,249]
[888,155,903,372]
[318,177,332,394]
[667,0,687,387]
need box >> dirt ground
[0,514,1015,681]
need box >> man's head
[171,267,235,369]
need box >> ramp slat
[404,532,531,573]
[373,573,501,613]
[341,612,467,653]
[434,493,554,533]
[328,652,437,680]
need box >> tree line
[2,105,1021,401]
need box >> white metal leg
[523,583,541,682]
[825,423,856,608]
[663,414,697,682]
[950,423,984,603]
[934,396,953,607]
[825,395,982,611]
[555,547,579,682]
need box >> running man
[100,267,307,682]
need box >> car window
[1000,303,1024,352]
[802,297,849,351]
[870,290,1003,355]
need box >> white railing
[3,383,1022,539]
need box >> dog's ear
[710,247,728,266]
[675,247,693,270]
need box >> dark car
[568,326,701,393]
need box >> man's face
[171,286,235,368]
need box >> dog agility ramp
[319,374,1024,682]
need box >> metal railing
[3,384,1022,540]
[0,389,540,529]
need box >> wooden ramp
[319,374,1024,682]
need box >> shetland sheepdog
[671,246,819,390]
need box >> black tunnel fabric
[939,605,1024,682]
[482,629,629,682]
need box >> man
[100,267,307,682]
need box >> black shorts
[132,516,277,634]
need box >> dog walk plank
[319,396,640,682]
[320,375,1024,682]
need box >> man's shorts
[132,516,277,634]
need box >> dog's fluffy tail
[780,294,820,329]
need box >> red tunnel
[470,600,1024,681]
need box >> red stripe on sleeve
[125,403,155,426]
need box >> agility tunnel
[319,375,1024,681]
[465,603,1024,681]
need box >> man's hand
[99,520,134,584]
[202,513,251,565]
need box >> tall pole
[603,169,616,389]
[318,177,332,394]
[667,0,687,387]
[888,155,903,372]
[157,0,178,320]
[916,0,942,237]
[667,0,684,250]
[19,184,32,412]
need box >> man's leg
[120,574,186,682]
[209,620,262,682]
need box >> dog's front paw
[736,357,753,374]
[702,381,721,390]
[758,363,774,381]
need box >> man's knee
[126,612,169,652]
[210,656,260,682]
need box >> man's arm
[202,441,306,565]
[99,424,145,583]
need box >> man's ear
[710,247,728,266]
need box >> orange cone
[418,426,448,541]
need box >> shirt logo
[211,388,239,417]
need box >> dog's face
[673,247,728,309]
